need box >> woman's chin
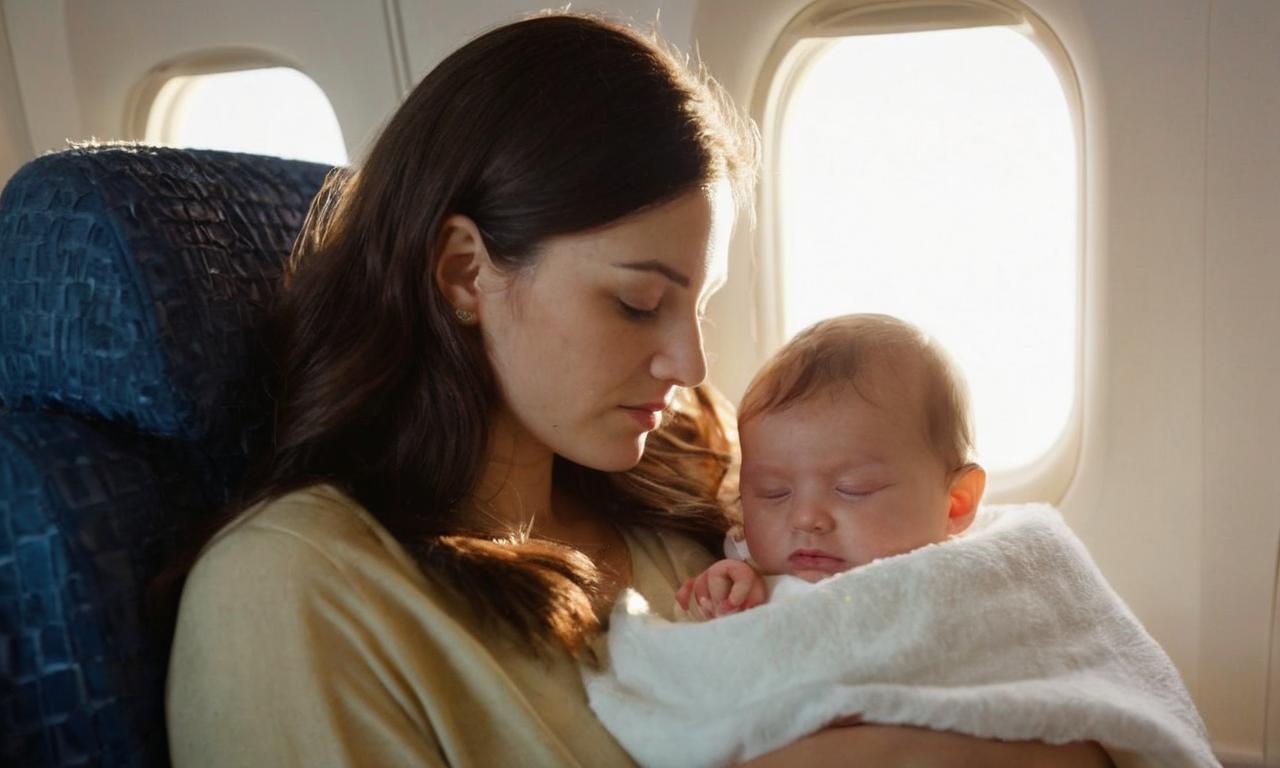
[564,437,647,473]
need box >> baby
[587,313,1214,768]
[676,312,986,619]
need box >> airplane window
[777,25,1077,478]
[145,66,347,165]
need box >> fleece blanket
[584,504,1217,768]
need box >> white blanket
[584,504,1217,768]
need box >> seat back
[0,145,330,766]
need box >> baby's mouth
[787,549,849,573]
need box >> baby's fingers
[706,573,733,604]
[728,577,754,607]
[690,572,717,615]
[741,574,769,610]
[675,579,694,610]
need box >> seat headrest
[0,144,331,442]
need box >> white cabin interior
[1,1,1277,764]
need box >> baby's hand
[675,559,768,619]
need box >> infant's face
[739,372,954,582]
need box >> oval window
[145,66,347,165]
[777,25,1078,477]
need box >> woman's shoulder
[168,486,524,766]
[202,484,407,562]
[210,482,378,539]
[185,483,434,610]
[173,485,479,679]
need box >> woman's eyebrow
[614,260,690,288]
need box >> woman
[165,12,1110,767]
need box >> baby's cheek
[741,521,778,566]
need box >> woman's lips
[620,405,662,430]
[788,550,848,572]
[628,401,667,412]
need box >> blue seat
[0,145,331,766]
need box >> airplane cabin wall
[395,1,694,85]
[0,0,693,175]
[2,0,405,165]
[1203,1,1280,761]
[0,8,31,185]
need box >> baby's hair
[738,313,976,471]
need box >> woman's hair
[161,12,758,658]
[738,314,976,471]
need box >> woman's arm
[740,725,1114,768]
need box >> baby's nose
[790,503,833,533]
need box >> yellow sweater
[166,484,714,767]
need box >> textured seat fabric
[0,145,331,767]
[1,413,171,766]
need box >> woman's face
[475,184,734,472]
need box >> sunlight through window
[146,66,347,165]
[779,26,1077,474]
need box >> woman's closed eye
[617,298,659,321]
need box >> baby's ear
[946,464,987,535]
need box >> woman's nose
[650,313,707,387]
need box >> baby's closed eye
[754,488,791,501]
[835,483,885,498]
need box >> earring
[454,307,475,323]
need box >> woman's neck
[467,408,584,535]
[468,408,633,604]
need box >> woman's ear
[434,214,488,319]
[946,464,987,535]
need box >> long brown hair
[163,13,758,658]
